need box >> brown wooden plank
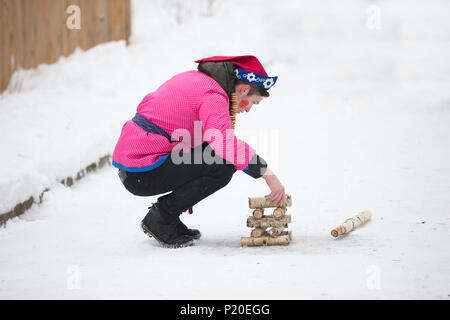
[79,0,89,50]
[60,0,70,57]
[81,0,100,50]
[35,0,48,65]
[109,0,126,42]
[125,0,131,45]
[65,0,82,55]
[47,0,60,64]
[98,0,110,43]
[51,0,67,64]
[21,0,37,69]
[0,1,5,92]
[2,0,15,92]
[89,0,102,49]
[13,0,24,70]
[80,0,97,50]
[87,0,97,48]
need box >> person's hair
[235,80,269,97]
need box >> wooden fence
[0,0,131,93]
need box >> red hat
[195,55,268,77]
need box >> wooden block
[273,206,287,219]
[247,215,291,229]
[248,194,292,209]
[250,228,266,238]
[252,208,264,220]
[241,232,292,247]
[267,227,285,237]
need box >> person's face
[236,85,264,114]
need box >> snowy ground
[1,0,450,299]
[0,163,449,299]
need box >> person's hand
[262,168,286,206]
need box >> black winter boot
[141,203,194,248]
[156,193,201,240]
[175,217,201,240]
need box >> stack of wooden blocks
[241,194,292,247]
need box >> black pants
[118,142,236,217]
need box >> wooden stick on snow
[331,211,372,238]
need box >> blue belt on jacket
[112,113,173,173]
[132,113,176,142]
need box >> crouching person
[112,55,285,248]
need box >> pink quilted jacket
[112,70,256,172]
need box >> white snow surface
[1,0,450,299]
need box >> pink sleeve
[198,89,256,170]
